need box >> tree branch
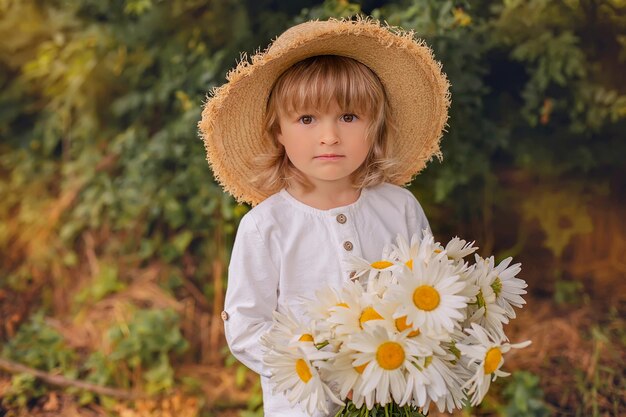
[0,358,147,400]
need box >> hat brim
[199,17,450,206]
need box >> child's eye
[341,114,358,122]
[299,115,314,124]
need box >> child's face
[276,101,371,190]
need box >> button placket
[333,211,359,260]
[331,210,360,281]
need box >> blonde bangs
[270,55,383,119]
[250,55,402,196]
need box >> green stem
[315,340,330,350]
[336,400,426,417]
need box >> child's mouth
[315,155,344,160]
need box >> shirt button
[220,311,229,321]
[336,213,347,224]
[343,241,353,251]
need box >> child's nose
[320,121,340,145]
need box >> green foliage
[223,350,263,417]
[1,312,78,408]
[296,0,362,21]
[74,262,126,306]
[1,373,47,409]
[90,308,189,395]
[574,323,626,417]
[554,279,584,305]
[1,312,77,374]
[238,379,263,417]
[501,371,550,417]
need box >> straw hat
[199,17,450,206]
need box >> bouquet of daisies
[260,231,530,416]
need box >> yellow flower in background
[453,7,472,27]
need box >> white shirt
[223,182,430,417]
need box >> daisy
[342,247,400,296]
[366,268,396,297]
[450,260,478,302]
[318,347,375,409]
[348,326,432,406]
[456,323,531,406]
[389,232,444,271]
[486,256,527,319]
[302,285,343,322]
[328,280,386,339]
[375,299,448,356]
[466,256,510,339]
[386,257,468,335]
[301,285,344,343]
[420,353,466,413]
[261,309,317,349]
[444,236,478,260]
[264,345,342,414]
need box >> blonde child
[199,18,450,417]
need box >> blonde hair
[250,55,402,194]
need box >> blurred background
[0,0,624,416]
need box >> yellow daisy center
[371,260,394,269]
[298,334,314,342]
[336,302,349,308]
[412,285,440,311]
[359,307,383,328]
[405,259,413,270]
[394,316,420,337]
[484,347,502,374]
[376,342,405,370]
[295,358,312,383]
[434,249,442,253]
[354,362,369,374]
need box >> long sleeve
[223,213,279,377]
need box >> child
[199,18,450,417]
